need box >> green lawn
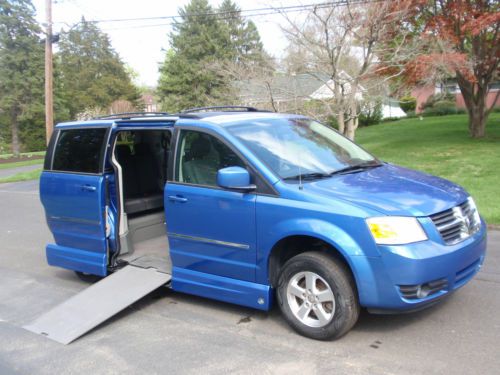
[356,113,500,225]
[0,150,45,159]
[0,168,42,184]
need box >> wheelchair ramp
[24,265,171,344]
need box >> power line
[98,7,333,32]
[53,0,384,29]
[70,1,350,23]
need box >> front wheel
[276,252,359,340]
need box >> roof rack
[92,112,172,120]
[180,106,264,114]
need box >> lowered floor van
[39,108,487,340]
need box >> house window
[489,82,500,91]
[442,82,460,94]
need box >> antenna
[298,161,303,190]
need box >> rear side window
[52,128,107,174]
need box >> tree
[57,19,140,118]
[157,0,230,112]
[278,1,414,140]
[391,0,499,138]
[218,0,266,66]
[0,0,44,155]
[157,0,269,112]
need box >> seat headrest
[189,135,211,159]
[116,144,131,160]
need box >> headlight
[366,216,427,245]
[467,196,481,226]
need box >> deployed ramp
[24,265,171,344]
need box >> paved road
[0,163,42,179]
[0,180,499,375]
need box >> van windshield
[226,117,378,180]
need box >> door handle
[168,195,188,203]
[81,184,97,192]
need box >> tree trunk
[10,110,20,157]
[344,102,358,140]
[455,71,489,138]
[345,119,355,140]
[468,106,487,138]
[337,111,345,134]
[345,117,359,140]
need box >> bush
[405,110,417,118]
[359,102,383,126]
[400,96,416,113]
[423,100,458,116]
[421,93,455,110]
[325,115,338,129]
[381,117,403,123]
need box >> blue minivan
[40,108,487,340]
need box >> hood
[305,164,468,217]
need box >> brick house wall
[411,84,500,114]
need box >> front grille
[399,278,448,299]
[430,199,481,245]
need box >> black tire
[276,251,360,340]
[75,271,102,283]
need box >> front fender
[270,218,366,256]
[256,217,377,285]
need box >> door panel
[165,183,256,281]
[40,171,108,275]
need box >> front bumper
[352,222,487,311]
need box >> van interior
[112,130,172,274]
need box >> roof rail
[92,112,171,120]
[180,106,265,114]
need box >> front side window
[52,128,107,173]
[226,118,377,179]
[176,130,244,187]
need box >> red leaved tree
[396,0,499,138]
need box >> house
[141,93,159,113]
[237,72,406,119]
[411,81,500,113]
[236,73,331,112]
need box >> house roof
[236,72,331,103]
[236,72,370,103]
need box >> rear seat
[116,144,164,215]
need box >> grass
[0,168,42,184]
[0,158,44,170]
[0,150,45,159]
[356,113,500,225]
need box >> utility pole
[45,0,54,145]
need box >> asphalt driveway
[0,180,499,375]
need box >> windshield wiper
[329,161,383,176]
[283,172,332,181]
[283,162,382,181]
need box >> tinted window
[52,128,107,173]
[176,130,244,187]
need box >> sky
[32,0,310,87]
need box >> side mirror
[217,166,256,191]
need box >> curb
[487,224,500,231]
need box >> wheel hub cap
[286,271,335,328]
